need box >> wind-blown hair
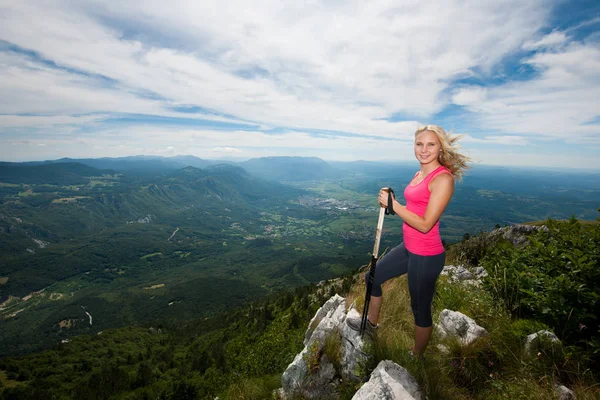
[415,125,471,181]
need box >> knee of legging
[364,273,383,297]
[370,285,383,297]
[412,305,433,327]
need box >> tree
[171,381,198,400]
[134,362,154,388]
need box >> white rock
[496,224,548,246]
[555,384,575,400]
[435,309,488,345]
[524,330,561,354]
[461,279,482,287]
[436,344,450,355]
[281,295,371,398]
[340,307,371,380]
[441,265,487,285]
[281,347,309,393]
[440,265,457,276]
[352,360,422,400]
[304,294,347,348]
[301,355,337,399]
[473,266,488,279]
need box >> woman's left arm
[379,174,455,233]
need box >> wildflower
[579,323,587,331]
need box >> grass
[88,179,116,187]
[343,268,599,400]
[17,189,35,197]
[0,370,25,389]
[141,252,164,260]
[221,374,281,399]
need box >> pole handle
[372,206,386,259]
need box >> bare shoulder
[429,172,454,192]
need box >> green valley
[1,157,599,360]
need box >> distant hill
[164,164,302,203]
[0,162,105,185]
[12,155,230,178]
[49,156,187,176]
[167,155,224,169]
[241,156,342,182]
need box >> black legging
[366,243,445,327]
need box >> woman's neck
[420,162,442,175]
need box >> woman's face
[414,130,442,165]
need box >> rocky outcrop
[280,295,372,399]
[441,265,488,286]
[435,309,488,345]
[279,294,574,400]
[352,360,423,400]
[279,295,423,400]
[492,224,548,246]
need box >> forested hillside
[0,218,598,399]
[0,161,374,356]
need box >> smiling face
[414,130,442,166]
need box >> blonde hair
[415,124,471,181]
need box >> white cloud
[0,0,598,168]
[452,87,488,108]
[461,134,529,146]
[472,149,600,170]
[453,41,600,145]
[0,1,548,133]
[522,31,568,50]
[0,113,107,128]
[212,147,242,153]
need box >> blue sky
[0,0,599,169]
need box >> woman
[348,124,470,357]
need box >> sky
[0,0,599,169]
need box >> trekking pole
[360,206,386,337]
[360,188,395,337]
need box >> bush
[481,218,600,365]
[442,336,496,392]
[446,231,498,268]
[323,329,343,375]
[509,319,550,340]
[222,375,280,400]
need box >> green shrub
[322,329,343,375]
[447,231,498,267]
[303,340,321,376]
[442,337,497,393]
[222,375,280,400]
[509,319,550,340]
[481,218,600,366]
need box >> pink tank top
[402,166,452,256]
